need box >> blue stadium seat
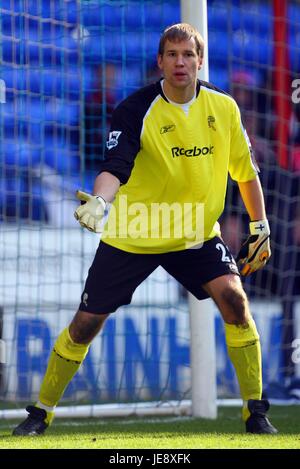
[161,1,181,26]
[208,2,229,31]
[30,68,75,97]
[47,0,78,23]
[208,67,229,92]
[117,65,145,88]
[0,37,21,64]
[0,15,67,40]
[0,140,46,220]
[1,96,80,146]
[80,1,179,31]
[0,35,79,66]
[145,31,162,56]
[144,2,179,30]
[59,172,95,195]
[1,0,50,15]
[0,14,52,38]
[82,3,123,29]
[42,141,80,176]
[0,11,22,35]
[109,65,146,102]
[290,31,300,72]
[0,0,77,23]
[288,3,300,35]
[0,140,40,167]
[288,3,300,71]
[124,4,147,30]
[124,31,161,59]
[45,99,79,125]
[0,100,46,141]
[0,174,40,221]
[0,170,48,222]
[232,30,273,65]
[3,96,79,122]
[85,32,131,62]
[0,136,79,176]
[231,3,272,36]
[0,0,23,12]
[208,2,271,35]
[85,30,161,63]
[208,31,229,66]
[0,66,91,99]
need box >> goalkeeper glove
[236,219,271,276]
[74,190,106,233]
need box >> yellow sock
[225,317,262,421]
[38,328,90,408]
[34,404,55,426]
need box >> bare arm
[238,176,267,221]
[92,171,121,203]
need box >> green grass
[1,407,300,449]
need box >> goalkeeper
[13,23,277,436]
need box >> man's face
[157,38,202,91]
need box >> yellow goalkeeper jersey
[100,79,258,253]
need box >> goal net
[0,0,299,419]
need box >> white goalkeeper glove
[74,190,106,233]
[236,219,271,276]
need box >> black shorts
[79,237,240,314]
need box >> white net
[0,0,191,406]
[210,0,300,399]
[0,0,299,409]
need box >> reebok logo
[160,124,176,134]
[171,145,214,158]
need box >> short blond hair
[158,23,204,58]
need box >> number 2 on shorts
[216,243,231,263]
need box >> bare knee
[221,287,249,325]
[69,310,110,344]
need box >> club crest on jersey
[106,131,122,150]
[207,115,216,130]
[160,124,176,134]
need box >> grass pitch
[0,406,300,449]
